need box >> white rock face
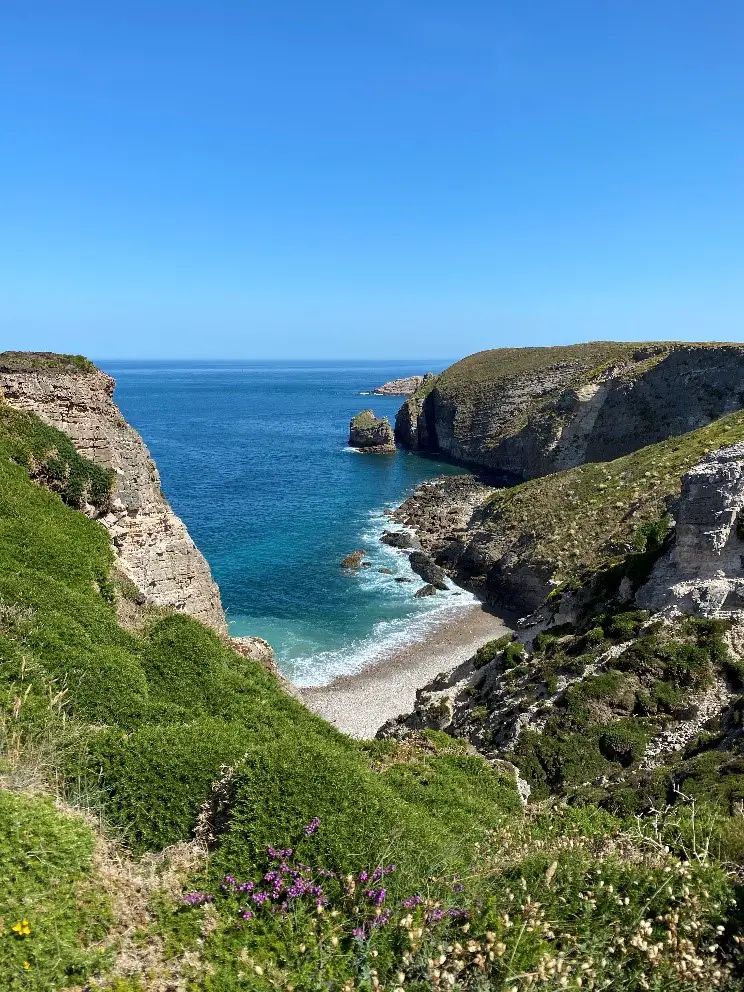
[637,443,744,617]
[0,364,227,634]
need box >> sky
[1,1,742,360]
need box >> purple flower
[252,891,270,905]
[352,927,366,939]
[304,817,321,836]
[370,909,392,929]
[183,891,212,906]
[403,894,423,909]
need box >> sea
[99,360,479,686]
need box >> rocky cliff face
[0,355,227,634]
[381,444,744,809]
[396,343,744,479]
[637,444,744,617]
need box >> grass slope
[478,407,744,584]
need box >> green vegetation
[433,341,661,402]
[480,407,744,584]
[350,409,380,428]
[0,791,111,989]
[512,613,732,803]
[0,351,95,373]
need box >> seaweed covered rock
[348,409,395,452]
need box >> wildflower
[304,817,321,836]
[12,920,31,936]
[23,962,30,970]
[183,891,213,906]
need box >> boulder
[415,584,438,598]
[348,410,395,453]
[381,529,420,550]
[409,551,448,590]
[341,549,367,569]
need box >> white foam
[281,505,478,687]
[283,591,477,687]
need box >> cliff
[0,352,227,633]
[396,342,744,478]
[392,408,744,614]
[381,442,744,817]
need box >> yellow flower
[23,961,31,970]
[12,919,31,936]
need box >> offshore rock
[0,354,227,633]
[370,373,433,396]
[414,583,438,598]
[637,443,744,616]
[341,549,367,569]
[348,410,396,452]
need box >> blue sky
[1,1,742,359]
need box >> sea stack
[348,409,396,453]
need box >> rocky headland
[348,408,396,452]
[395,342,744,478]
[370,372,434,396]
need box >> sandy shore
[301,604,511,739]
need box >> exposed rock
[370,373,433,396]
[396,343,744,479]
[637,443,744,616]
[230,637,303,701]
[378,567,393,574]
[414,584,438,598]
[341,549,367,569]
[395,577,413,583]
[348,410,395,453]
[408,551,449,590]
[231,635,275,667]
[0,355,226,633]
[380,529,420,551]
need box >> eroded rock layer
[0,356,227,633]
[396,343,744,478]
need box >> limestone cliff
[637,443,744,616]
[396,342,744,478]
[0,352,227,634]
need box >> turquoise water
[100,360,477,685]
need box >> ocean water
[100,360,478,686]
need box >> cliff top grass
[481,406,744,582]
[0,351,97,374]
[432,340,744,403]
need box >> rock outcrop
[637,444,744,616]
[348,410,395,452]
[395,343,744,479]
[370,373,433,396]
[0,354,227,633]
[408,551,449,590]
